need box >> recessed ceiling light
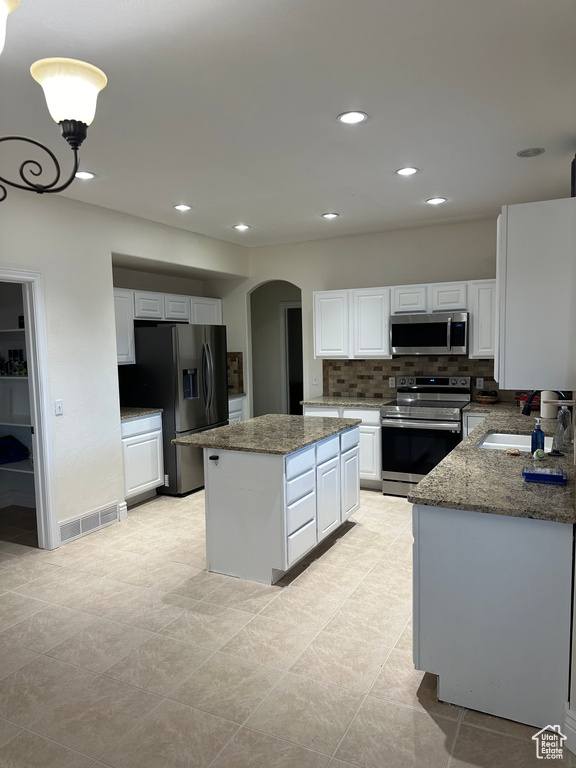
[396,167,419,176]
[75,170,95,180]
[426,197,447,205]
[233,224,250,231]
[322,212,339,219]
[174,204,191,212]
[337,111,368,125]
[516,147,545,158]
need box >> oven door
[381,418,461,491]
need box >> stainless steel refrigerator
[120,323,228,495]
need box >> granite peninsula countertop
[301,396,390,408]
[408,403,576,525]
[120,407,163,420]
[172,414,361,455]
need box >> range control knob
[398,377,406,385]
[460,378,467,386]
[408,378,415,385]
[450,378,457,385]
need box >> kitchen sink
[479,433,553,451]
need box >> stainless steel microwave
[390,312,468,355]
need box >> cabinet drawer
[121,413,162,438]
[340,426,360,452]
[287,518,317,567]
[285,445,315,480]
[303,407,341,418]
[286,490,316,536]
[316,435,340,464]
[342,408,380,426]
[286,468,315,506]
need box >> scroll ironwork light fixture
[0,57,107,201]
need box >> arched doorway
[250,280,303,417]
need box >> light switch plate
[312,375,319,386]
[54,399,63,416]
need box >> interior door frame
[0,268,58,549]
[279,301,302,415]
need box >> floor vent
[59,503,119,545]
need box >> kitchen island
[408,405,575,728]
[173,414,361,584]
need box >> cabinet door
[190,297,223,325]
[341,446,360,521]
[228,396,245,423]
[316,455,341,541]
[164,294,190,322]
[122,429,164,498]
[391,285,428,313]
[134,291,164,319]
[468,280,495,359]
[430,282,468,312]
[352,288,391,358]
[464,413,487,437]
[496,198,576,389]
[358,425,381,482]
[113,289,135,365]
[313,291,350,358]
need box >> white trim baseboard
[564,708,576,757]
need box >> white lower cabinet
[204,426,360,583]
[228,395,246,423]
[463,412,488,437]
[316,454,341,542]
[304,405,381,488]
[121,413,164,500]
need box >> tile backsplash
[323,357,517,401]
[227,352,244,395]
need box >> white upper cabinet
[134,291,164,319]
[496,198,576,389]
[430,282,468,312]
[190,297,223,325]
[351,288,391,358]
[113,288,135,365]
[468,280,495,359]
[164,294,191,322]
[314,291,350,358]
[391,284,427,313]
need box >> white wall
[215,219,497,414]
[250,281,301,416]
[1,191,249,525]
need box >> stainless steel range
[381,376,471,496]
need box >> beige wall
[250,281,301,416]
[1,191,249,525]
[112,267,206,296]
[215,219,497,415]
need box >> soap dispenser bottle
[531,418,545,454]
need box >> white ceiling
[1,0,575,247]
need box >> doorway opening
[250,280,303,417]
[0,270,56,551]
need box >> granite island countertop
[120,407,163,420]
[172,414,361,455]
[301,396,390,408]
[408,403,576,524]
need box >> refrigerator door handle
[201,342,209,407]
[206,342,214,411]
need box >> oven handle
[381,418,461,432]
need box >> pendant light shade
[0,0,19,55]
[30,57,107,126]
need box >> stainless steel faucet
[522,390,568,416]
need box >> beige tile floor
[0,493,573,768]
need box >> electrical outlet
[54,399,63,416]
[476,378,484,390]
[164,474,169,487]
[388,377,396,388]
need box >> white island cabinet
[174,414,360,584]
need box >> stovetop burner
[382,376,471,421]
